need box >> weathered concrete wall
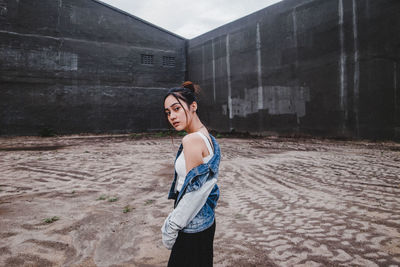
[188,0,400,139]
[0,0,186,135]
[2,0,399,139]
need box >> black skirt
[167,221,216,267]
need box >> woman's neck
[185,116,204,134]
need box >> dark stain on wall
[188,0,400,139]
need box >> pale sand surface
[0,134,399,266]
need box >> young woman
[161,81,221,267]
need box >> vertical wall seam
[338,0,348,132]
[226,34,233,121]
[212,38,216,103]
[292,8,298,69]
[256,22,263,110]
[352,0,360,136]
[292,8,300,125]
[394,62,398,131]
[201,45,205,85]
[184,40,188,81]
[57,0,62,33]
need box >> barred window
[141,54,154,65]
[162,56,175,67]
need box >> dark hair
[163,81,200,119]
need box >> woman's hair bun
[182,81,201,95]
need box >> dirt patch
[0,145,68,151]
[0,134,399,266]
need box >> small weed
[96,195,107,200]
[71,190,76,194]
[129,133,142,139]
[123,205,133,213]
[144,199,155,206]
[216,133,223,138]
[177,131,187,136]
[234,213,244,220]
[84,151,90,153]
[108,197,118,202]
[43,216,59,224]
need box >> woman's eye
[174,107,180,111]
[165,111,171,116]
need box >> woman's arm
[161,178,217,249]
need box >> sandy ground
[0,134,399,267]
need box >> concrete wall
[1,0,399,139]
[188,0,400,139]
[0,0,186,135]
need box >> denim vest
[167,134,221,233]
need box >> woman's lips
[173,122,179,127]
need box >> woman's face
[164,95,192,131]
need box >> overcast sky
[99,0,283,39]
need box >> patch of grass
[153,130,186,138]
[216,133,223,138]
[144,199,155,206]
[123,205,133,213]
[129,133,143,139]
[108,197,118,202]
[96,195,107,201]
[128,131,187,139]
[43,216,59,224]
[71,190,76,194]
[154,131,170,137]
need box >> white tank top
[175,131,214,192]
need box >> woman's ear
[191,102,197,112]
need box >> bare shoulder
[182,132,203,147]
[182,133,205,169]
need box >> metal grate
[162,56,175,67]
[141,54,154,65]
[0,2,7,18]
